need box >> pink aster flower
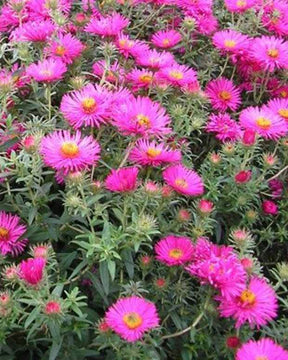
[19,257,45,286]
[218,276,278,328]
[105,296,159,342]
[262,0,288,36]
[236,338,288,360]
[151,29,182,49]
[206,78,241,112]
[85,12,129,37]
[224,0,257,12]
[126,68,154,91]
[135,49,175,69]
[186,238,247,300]
[206,113,242,142]
[0,212,27,257]
[129,139,181,166]
[40,130,101,175]
[60,84,111,129]
[155,63,198,88]
[163,164,204,196]
[105,167,139,193]
[212,30,250,55]
[249,36,288,72]
[266,98,288,123]
[26,58,67,83]
[92,60,124,83]
[239,106,287,139]
[44,33,84,64]
[155,235,194,266]
[111,96,171,137]
[115,34,149,58]
[10,20,55,42]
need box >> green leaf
[49,338,63,360]
[107,259,116,281]
[99,261,109,295]
[121,249,134,279]
[68,259,88,280]
[24,307,40,329]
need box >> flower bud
[242,129,256,146]
[144,181,160,195]
[44,300,61,315]
[210,152,221,165]
[98,319,110,333]
[234,170,251,184]
[222,142,235,155]
[198,199,214,214]
[0,292,11,306]
[22,135,37,152]
[226,336,241,349]
[262,200,278,215]
[241,257,254,273]
[154,277,167,289]
[177,208,191,222]
[32,244,50,259]
[139,255,153,268]
[263,153,277,167]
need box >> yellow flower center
[224,39,236,48]
[136,114,151,128]
[162,38,170,46]
[236,0,247,7]
[169,71,184,80]
[146,148,161,157]
[81,97,97,114]
[175,178,188,188]
[219,90,232,101]
[61,142,79,158]
[55,45,66,56]
[0,227,9,240]
[278,108,288,119]
[280,90,288,98]
[40,70,52,77]
[267,48,279,58]
[169,248,183,259]
[139,74,153,84]
[123,312,143,329]
[119,39,134,48]
[256,357,269,360]
[256,117,271,130]
[240,289,256,306]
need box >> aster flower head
[0,212,27,256]
[218,276,278,328]
[115,34,149,58]
[105,296,159,342]
[224,0,257,12]
[26,58,67,83]
[249,36,288,72]
[105,167,139,193]
[135,49,175,69]
[266,98,288,123]
[205,77,241,112]
[262,0,288,36]
[151,29,182,49]
[92,60,124,83]
[60,84,111,129]
[156,63,198,88]
[206,113,242,142]
[129,139,181,167]
[85,12,129,37]
[126,68,154,91]
[212,30,250,54]
[239,106,287,140]
[155,235,194,266]
[10,20,55,42]
[19,257,46,286]
[163,164,204,196]
[40,130,101,175]
[44,33,85,64]
[111,96,171,137]
[236,338,288,360]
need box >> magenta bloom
[236,338,288,360]
[262,200,278,215]
[206,113,241,142]
[205,78,241,112]
[266,98,288,123]
[19,257,46,286]
[26,58,67,83]
[105,167,139,193]
[212,30,250,54]
[239,106,287,140]
[60,84,111,129]
[218,277,278,328]
[127,69,154,91]
[156,63,198,88]
[92,60,124,83]
[155,235,194,266]
[10,20,55,42]
[249,36,288,72]
[129,139,181,167]
[151,29,182,49]
[115,34,149,58]
[40,130,101,175]
[262,0,288,36]
[85,12,129,37]
[163,164,204,196]
[135,49,175,69]
[186,238,247,300]
[45,33,85,64]
[111,96,171,137]
[224,0,257,12]
[105,296,159,342]
[0,212,27,256]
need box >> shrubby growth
[0,0,288,359]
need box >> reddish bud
[177,209,191,222]
[242,129,256,146]
[241,257,253,272]
[262,200,278,215]
[154,278,167,289]
[226,336,241,349]
[234,170,251,184]
[98,319,110,333]
[44,301,61,315]
[22,135,36,152]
